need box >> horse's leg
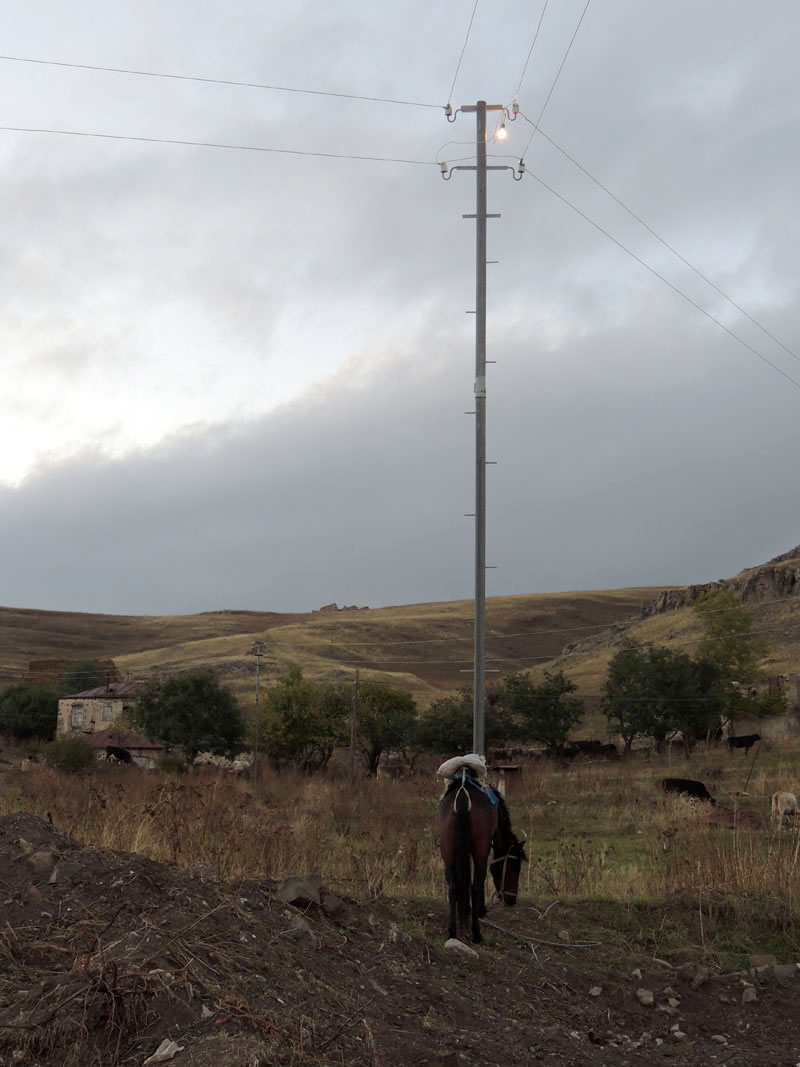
[478,875,488,918]
[445,866,458,939]
[470,859,487,942]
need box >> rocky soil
[2,812,800,1066]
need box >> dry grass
[2,588,658,709]
[4,739,800,949]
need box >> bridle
[489,848,519,900]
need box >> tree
[62,660,104,694]
[258,667,348,772]
[356,682,417,775]
[603,642,653,752]
[693,589,770,718]
[603,642,722,753]
[130,670,244,762]
[501,670,584,756]
[413,688,513,756]
[414,690,474,755]
[0,684,59,741]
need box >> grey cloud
[2,0,800,616]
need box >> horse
[437,770,527,942]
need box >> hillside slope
[3,544,799,710]
[1,589,656,708]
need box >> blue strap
[449,768,499,806]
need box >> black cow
[572,739,602,755]
[106,745,133,764]
[662,777,716,804]
[726,733,761,754]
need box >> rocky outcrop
[562,621,633,657]
[640,582,728,619]
[765,544,800,567]
[741,565,800,605]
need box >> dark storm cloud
[3,298,799,615]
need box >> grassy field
[4,738,800,967]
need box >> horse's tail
[452,790,472,934]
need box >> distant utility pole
[248,642,267,788]
[349,669,360,780]
[442,101,523,756]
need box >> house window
[101,702,114,721]
[70,704,84,729]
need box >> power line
[0,124,436,167]
[0,53,442,110]
[521,0,592,158]
[521,169,800,393]
[447,0,481,106]
[500,620,800,667]
[519,113,800,371]
[330,618,800,669]
[511,0,550,105]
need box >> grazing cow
[662,777,716,804]
[596,743,619,759]
[771,791,800,824]
[106,745,133,764]
[726,733,761,754]
[571,740,619,759]
[572,739,602,755]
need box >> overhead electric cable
[0,124,436,166]
[0,54,441,109]
[512,0,550,104]
[522,169,800,392]
[447,0,481,106]
[521,0,592,158]
[334,618,800,669]
[519,112,800,370]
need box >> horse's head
[489,833,527,905]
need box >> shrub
[43,734,97,774]
[158,752,189,775]
[0,684,59,741]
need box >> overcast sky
[2,1,799,616]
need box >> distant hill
[2,545,798,710]
[548,544,800,704]
[0,590,656,709]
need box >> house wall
[733,711,800,740]
[56,698,131,735]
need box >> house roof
[85,729,165,751]
[63,682,142,700]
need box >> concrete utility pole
[443,101,520,756]
[248,642,267,788]
[349,669,360,780]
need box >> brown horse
[437,771,527,942]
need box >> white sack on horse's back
[437,754,487,780]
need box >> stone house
[56,681,142,736]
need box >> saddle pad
[437,753,487,779]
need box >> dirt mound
[1,814,800,1066]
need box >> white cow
[771,791,800,825]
